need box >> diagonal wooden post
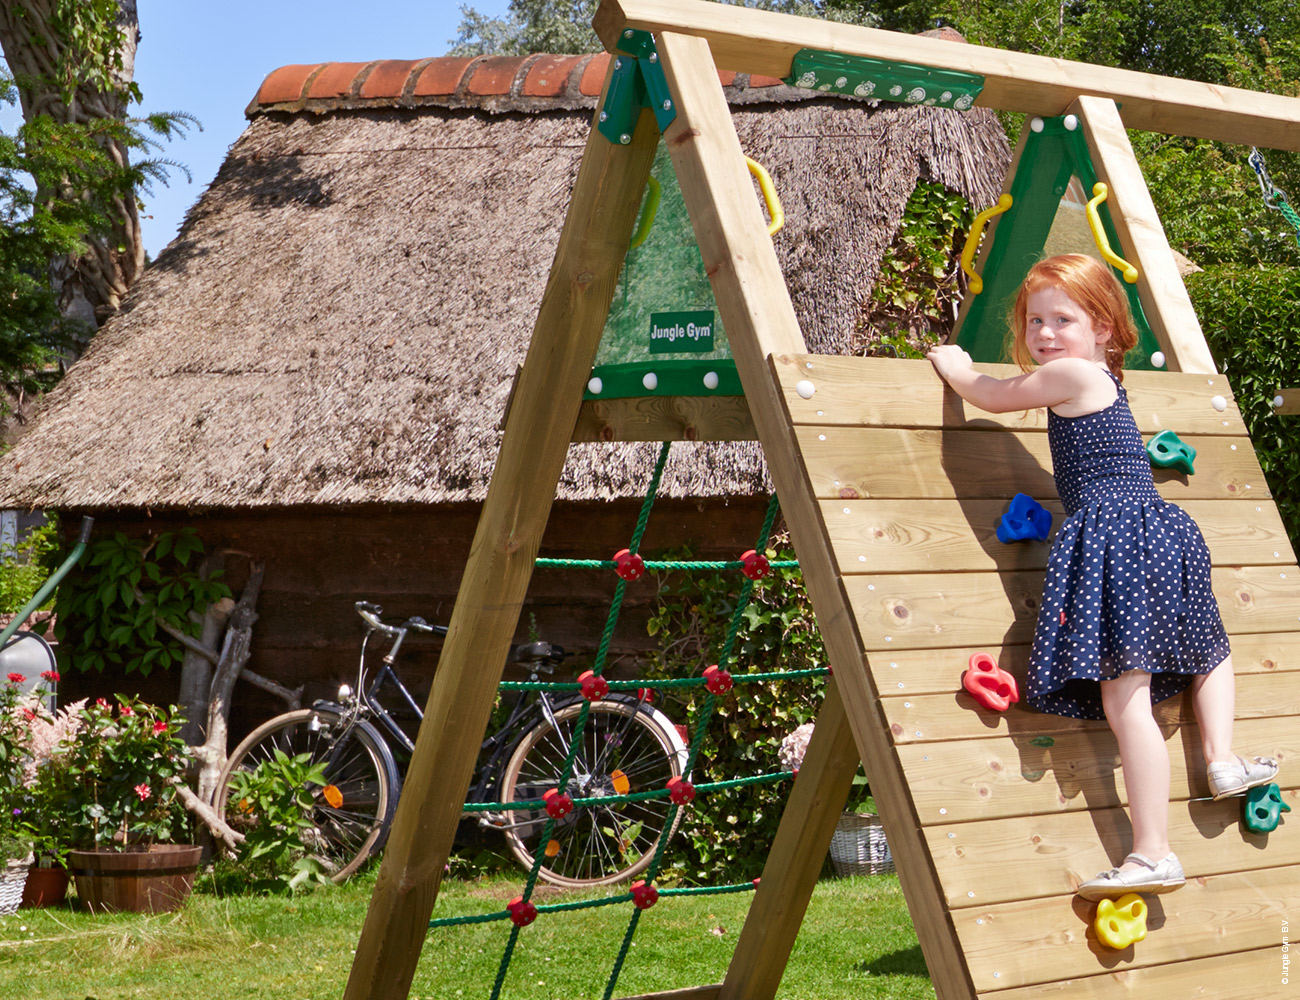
[654,29,973,1000]
[1070,94,1217,374]
[342,78,661,1000]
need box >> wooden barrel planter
[68,845,202,914]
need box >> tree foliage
[0,1,194,406]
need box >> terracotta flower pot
[19,865,69,908]
[68,844,202,914]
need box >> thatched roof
[0,45,1010,511]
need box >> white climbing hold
[1211,395,1227,412]
[703,371,720,390]
[588,376,603,394]
[642,372,658,391]
[795,379,816,399]
[1150,351,1165,368]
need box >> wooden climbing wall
[768,353,1300,998]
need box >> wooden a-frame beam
[654,29,974,1000]
[594,0,1300,151]
[342,78,661,1000]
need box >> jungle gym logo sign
[649,311,714,353]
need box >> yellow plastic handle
[745,155,784,236]
[629,175,662,250]
[960,193,1013,294]
[1086,183,1139,283]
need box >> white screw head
[642,371,658,391]
[1275,395,1286,409]
[1150,351,1166,368]
[795,379,816,399]
[1030,117,1045,132]
[1063,114,1079,130]
[587,376,603,394]
[1211,394,1227,411]
[702,370,720,390]
[619,133,632,145]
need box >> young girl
[928,253,1278,900]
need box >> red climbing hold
[613,548,645,581]
[543,788,574,819]
[666,776,696,805]
[507,896,538,927]
[961,652,1019,712]
[578,670,609,700]
[740,549,771,580]
[631,880,659,909]
[703,665,733,695]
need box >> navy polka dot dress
[1026,370,1230,720]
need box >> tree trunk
[0,0,144,342]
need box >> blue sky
[134,0,511,258]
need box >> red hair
[1008,254,1139,381]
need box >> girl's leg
[1190,654,1235,765]
[1101,670,1171,866]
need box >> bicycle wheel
[500,698,687,887]
[215,707,400,882]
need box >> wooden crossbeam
[593,0,1300,150]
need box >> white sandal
[1207,756,1279,799]
[1076,852,1185,901]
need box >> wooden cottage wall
[56,497,772,737]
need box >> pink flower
[6,672,24,684]
[153,721,168,734]
[40,670,59,683]
[96,697,109,707]
[21,708,36,721]
[134,784,152,802]
[119,704,134,717]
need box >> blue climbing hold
[996,493,1052,543]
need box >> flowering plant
[52,696,192,851]
[0,669,66,861]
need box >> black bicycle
[215,601,688,887]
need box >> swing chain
[1248,147,1300,246]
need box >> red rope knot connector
[543,788,574,819]
[507,896,537,926]
[703,665,733,695]
[636,686,655,704]
[666,776,696,805]
[630,880,659,909]
[740,549,771,580]
[613,548,645,581]
[578,670,609,700]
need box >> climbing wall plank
[765,352,1298,998]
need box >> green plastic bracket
[585,359,743,400]
[1146,429,1196,475]
[954,115,1161,369]
[597,31,677,144]
[783,48,983,109]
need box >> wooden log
[573,395,756,441]
[1073,96,1216,374]
[845,567,1300,651]
[720,682,859,1000]
[796,426,1266,503]
[655,29,974,1000]
[342,71,662,1000]
[953,865,1299,992]
[896,714,1300,824]
[876,634,1300,698]
[926,795,1300,909]
[771,355,1243,434]
[592,0,1300,149]
[821,498,1293,575]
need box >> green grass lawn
[0,871,934,999]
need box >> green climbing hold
[1244,782,1291,834]
[1146,429,1196,475]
